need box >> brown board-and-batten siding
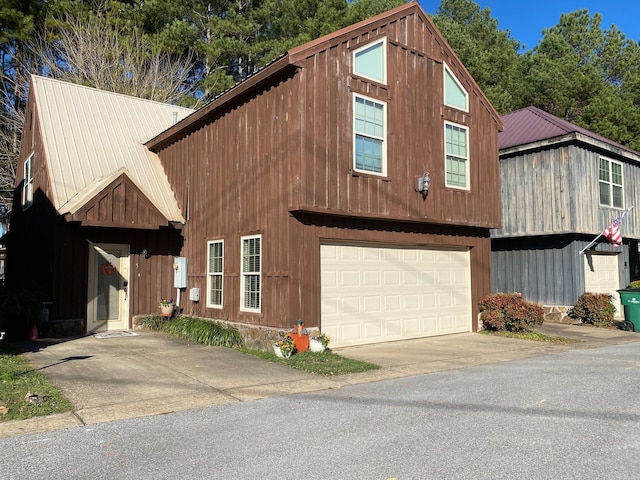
[150,2,501,333]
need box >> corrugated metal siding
[494,143,640,239]
[492,236,630,306]
[31,75,193,222]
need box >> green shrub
[160,316,244,347]
[628,280,640,289]
[136,314,166,331]
[479,292,544,332]
[568,292,615,327]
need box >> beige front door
[87,243,130,332]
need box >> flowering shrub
[478,292,544,332]
[568,293,615,327]
[159,299,174,307]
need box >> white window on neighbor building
[444,63,468,112]
[240,234,261,312]
[207,240,223,308]
[445,122,469,189]
[599,157,623,208]
[353,38,387,84]
[353,94,386,176]
[23,153,34,210]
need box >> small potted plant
[309,331,330,352]
[159,298,175,317]
[273,336,295,358]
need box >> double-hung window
[353,94,386,175]
[207,240,223,308]
[240,235,261,312]
[445,122,469,189]
[599,157,623,208]
[23,154,34,210]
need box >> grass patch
[0,347,73,422]
[480,329,580,344]
[238,347,380,375]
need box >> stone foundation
[133,314,318,351]
[42,319,85,337]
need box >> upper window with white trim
[444,64,468,112]
[240,234,261,313]
[353,38,386,84]
[445,122,469,189]
[23,153,34,210]
[207,240,224,308]
[599,157,623,208]
[353,94,387,176]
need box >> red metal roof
[499,106,639,156]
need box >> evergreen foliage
[3,0,640,215]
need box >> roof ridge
[31,74,194,112]
[525,106,575,134]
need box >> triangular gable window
[353,39,386,84]
[444,64,468,111]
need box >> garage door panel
[363,296,381,312]
[584,253,622,317]
[384,296,401,311]
[321,244,471,347]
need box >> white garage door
[583,252,621,317]
[321,243,472,348]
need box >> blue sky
[420,1,640,51]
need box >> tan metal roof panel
[31,75,193,223]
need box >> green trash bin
[617,289,640,332]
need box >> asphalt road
[2,342,639,479]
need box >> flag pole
[579,205,634,255]
[579,233,603,254]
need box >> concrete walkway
[2,323,639,438]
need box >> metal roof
[31,75,194,222]
[499,106,640,157]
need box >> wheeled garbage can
[617,289,640,332]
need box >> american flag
[603,209,630,246]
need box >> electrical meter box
[189,288,200,302]
[173,257,187,289]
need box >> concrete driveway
[2,323,639,438]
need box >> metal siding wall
[492,236,632,307]
[492,236,581,306]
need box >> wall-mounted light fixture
[416,172,430,199]
[141,248,149,259]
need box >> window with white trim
[353,38,386,84]
[240,235,261,312]
[599,157,623,208]
[23,154,34,210]
[353,94,386,175]
[207,240,223,308]
[444,64,468,112]
[445,122,469,189]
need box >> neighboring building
[9,1,503,347]
[492,106,640,318]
